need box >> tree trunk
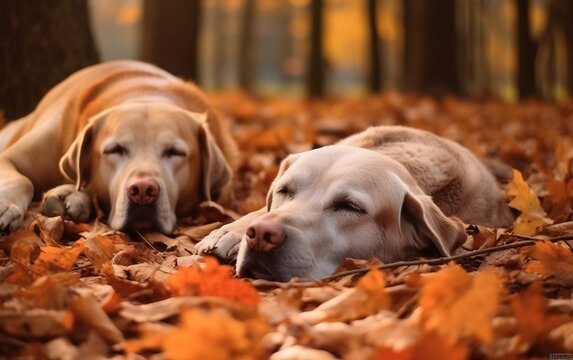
[562,0,573,96]
[0,0,100,120]
[516,0,537,99]
[140,0,202,82]
[403,0,460,96]
[239,0,257,92]
[366,0,382,93]
[307,0,325,98]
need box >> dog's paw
[0,200,25,232]
[194,223,244,260]
[42,184,91,223]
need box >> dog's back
[339,125,514,227]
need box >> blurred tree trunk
[239,0,256,92]
[563,0,573,95]
[0,0,99,120]
[141,0,202,82]
[307,0,325,98]
[403,0,460,96]
[366,0,382,92]
[516,0,537,99]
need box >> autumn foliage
[1,93,573,359]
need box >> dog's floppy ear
[266,153,299,210]
[400,191,467,256]
[195,113,232,201]
[59,120,99,190]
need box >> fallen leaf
[524,241,573,286]
[81,235,117,271]
[270,345,337,360]
[419,264,502,343]
[507,169,552,235]
[373,332,468,360]
[510,281,568,349]
[296,268,389,324]
[31,242,85,276]
[168,257,260,306]
[0,309,74,338]
[68,291,125,344]
[126,308,268,360]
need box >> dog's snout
[127,177,159,205]
[246,219,285,252]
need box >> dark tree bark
[239,0,257,92]
[561,0,573,96]
[307,0,325,98]
[141,0,202,82]
[366,0,382,92]
[516,0,537,99]
[403,0,460,96]
[0,0,100,120]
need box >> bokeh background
[1,0,572,120]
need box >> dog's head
[236,145,466,281]
[59,102,231,233]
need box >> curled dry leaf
[296,268,389,324]
[68,291,125,344]
[419,264,502,343]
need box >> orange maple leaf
[507,169,552,236]
[524,241,573,286]
[30,242,85,276]
[165,308,267,360]
[125,308,268,360]
[510,281,568,348]
[419,264,501,343]
[168,257,260,306]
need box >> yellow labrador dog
[0,60,236,234]
[196,126,513,281]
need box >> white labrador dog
[196,126,513,281]
[0,61,237,234]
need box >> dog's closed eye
[162,146,187,158]
[103,143,128,157]
[327,196,366,215]
[277,184,294,198]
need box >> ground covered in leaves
[1,93,573,359]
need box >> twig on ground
[317,234,573,282]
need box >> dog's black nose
[127,177,159,205]
[245,218,285,252]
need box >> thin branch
[318,234,573,282]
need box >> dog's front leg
[0,160,34,232]
[42,184,92,223]
[195,207,267,261]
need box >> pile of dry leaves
[1,92,573,359]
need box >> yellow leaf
[507,169,552,235]
[525,241,573,286]
[419,264,501,343]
